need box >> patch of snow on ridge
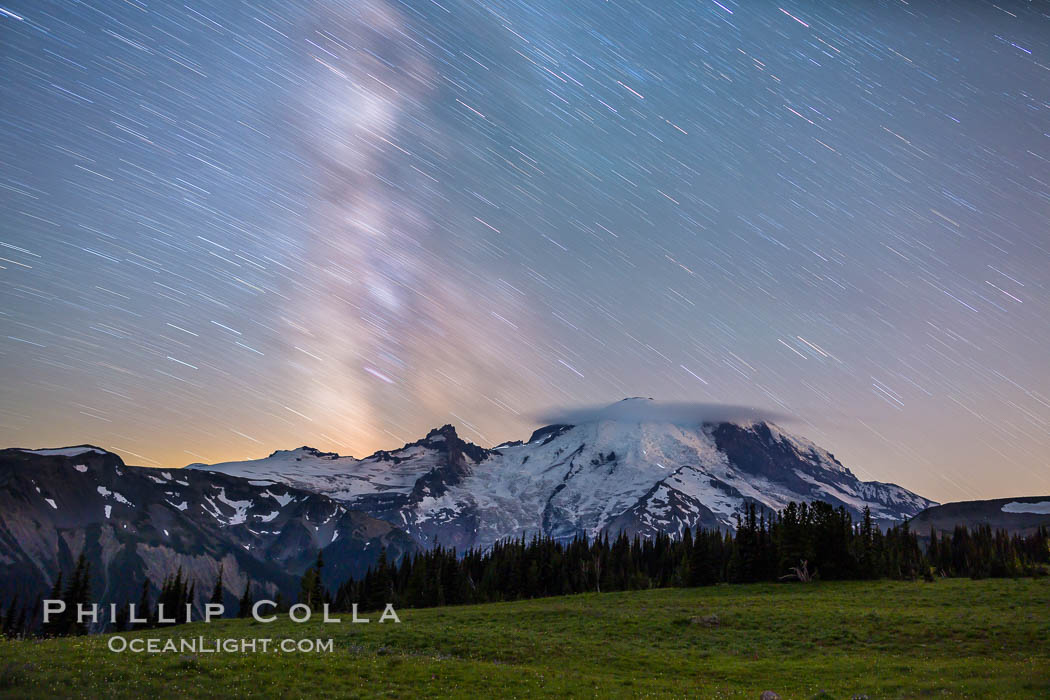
[1002,501,1050,515]
[214,487,252,525]
[264,490,293,507]
[97,485,135,507]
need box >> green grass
[1,578,1048,698]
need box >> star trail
[1,0,1048,502]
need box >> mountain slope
[909,496,1050,537]
[0,446,416,611]
[188,399,935,549]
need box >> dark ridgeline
[6,500,1047,639]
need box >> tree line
[333,502,1049,610]
[4,501,1047,638]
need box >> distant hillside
[0,446,416,609]
[909,496,1050,537]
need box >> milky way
[1,0,1048,502]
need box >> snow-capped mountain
[0,446,415,610]
[188,398,935,550]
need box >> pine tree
[154,568,187,625]
[2,596,18,638]
[210,564,224,606]
[114,598,129,632]
[299,552,328,611]
[135,577,152,629]
[41,572,64,637]
[237,579,253,618]
[63,554,92,636]
[311,550,326,610]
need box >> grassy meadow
[1,578,1047,698]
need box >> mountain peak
[424,424,459,442]
[419,424,492,463]
[267,446,340,459]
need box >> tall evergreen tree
[134,577,152,629]
[62,553,92,636]
[237,579,253,618]
[41,572,64,637]
[210,564,225,606]
[299,551,327,611]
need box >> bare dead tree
[779,560,812,583]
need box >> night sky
[1,0,1048,502]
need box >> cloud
[535,398,792,427]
